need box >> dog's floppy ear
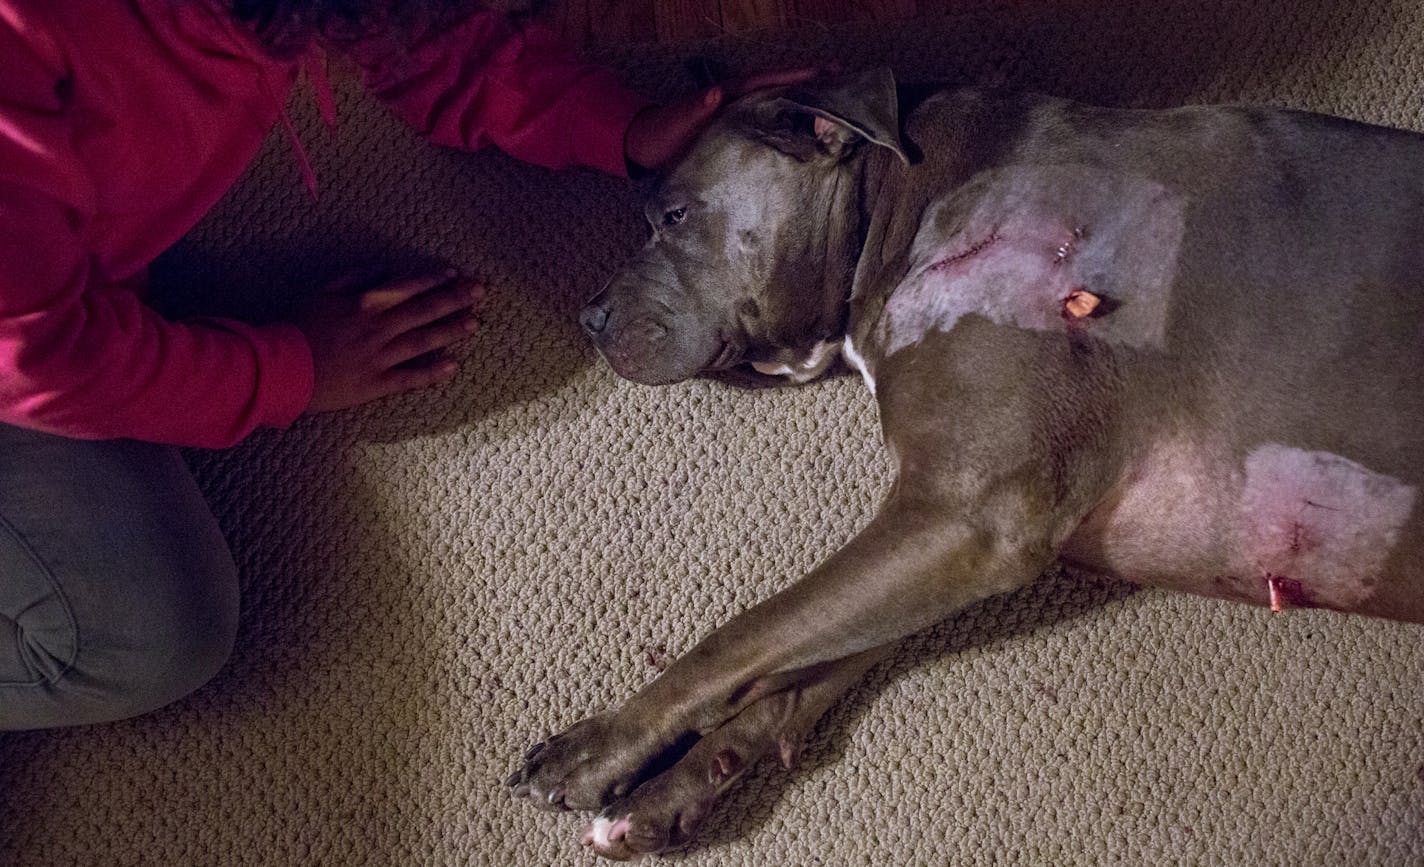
[747,67,909,164]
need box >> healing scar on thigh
[1238,444,1417,609]
[878,165,1187,355]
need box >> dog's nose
[579,301,610,335]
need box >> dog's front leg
[511,481,1069,813]
[581,643,893,859]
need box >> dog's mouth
[706,340,745,371]
[595,327,742,386]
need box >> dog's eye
[662,207,687,227]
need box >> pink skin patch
[583,814,632,854]
[1240,445,1417,610]
[878,165,1185,356]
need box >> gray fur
[530,71,1424,858]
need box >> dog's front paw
[578,701,803,860]
[508,713,663,812]
[579,761,723,860]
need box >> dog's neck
[838,142,909,351]
[812,153,877,343]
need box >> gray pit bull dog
[510,69,1424,859]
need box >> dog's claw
[509,713,667,814]
[547,786,567,809]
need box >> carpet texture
[3,2,1424,864]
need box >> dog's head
[580,68,908,386]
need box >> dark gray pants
[0,423,239,730]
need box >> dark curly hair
[224,0,539,57]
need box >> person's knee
[0,430,241,730]
[2,550,240,730]
[133,577,240,711]
[109,548,242,719]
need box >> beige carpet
[4,2,1424,864]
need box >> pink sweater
[0,1,648,447]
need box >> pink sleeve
[0,20,313,448]
[346,11,652,176]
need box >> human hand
[623,67,821,172]
[295,270,484,413]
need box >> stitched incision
[1240,445,1417,610]
[927,226,1091,277]
[879,167,1185,356]
[926,230,1001,272]
[1052,226,1088,266]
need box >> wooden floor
[546,0,950,47]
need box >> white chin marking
[750,360,796,377]
[750,339,842,383]
[842,334,876,395]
